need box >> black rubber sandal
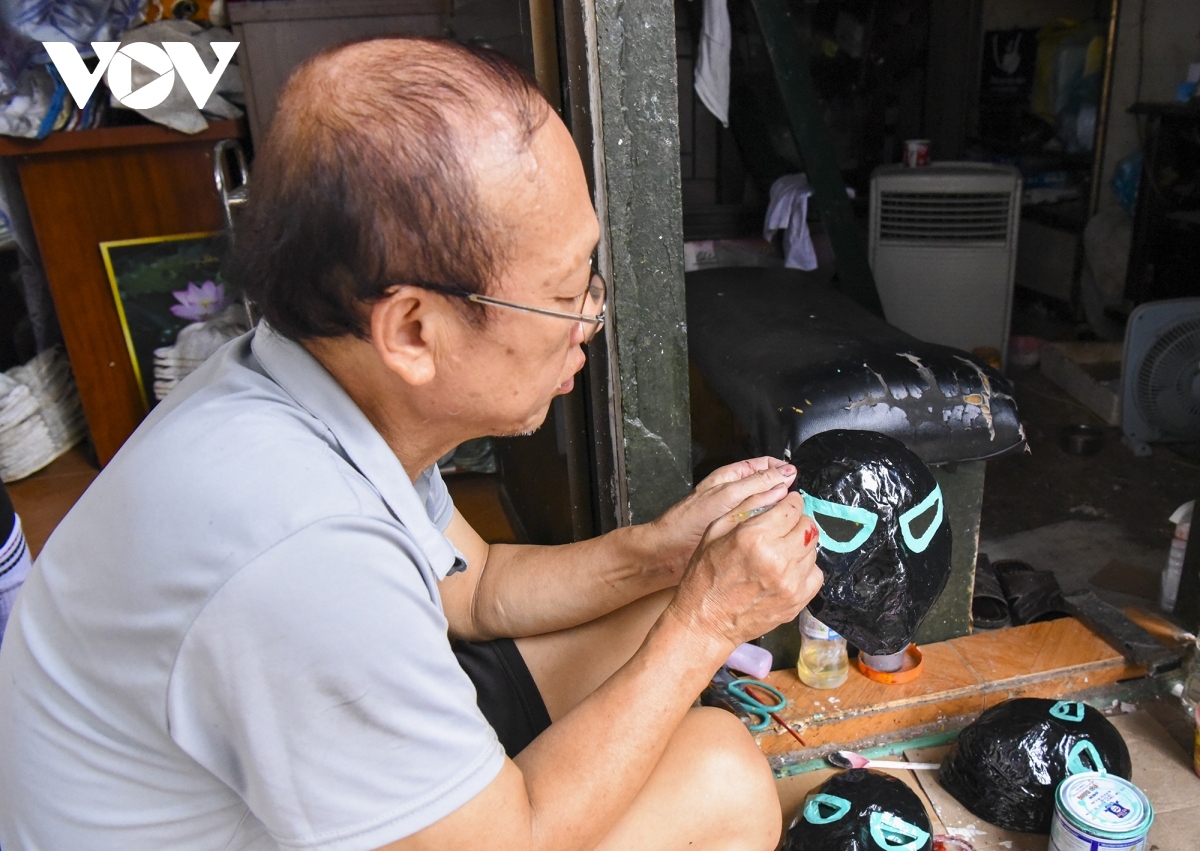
[994,560,1071,626]
[972,553,1010,630]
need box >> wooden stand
[755,616,1150,773]
[0,120,243,465]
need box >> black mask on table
[784,768,933,851]
[938,697,1132,833]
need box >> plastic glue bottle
[796,608,848,689]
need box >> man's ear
[370,287,440,386]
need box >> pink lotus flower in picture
[170,280,232,322]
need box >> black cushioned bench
[686,267,1025,652]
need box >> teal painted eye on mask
[800,491,878,553]
[803,793,851,825]
[1049,701,1086,723]
[1066,739,1107,776]
[869,811,930,850]
[898,484,944,553]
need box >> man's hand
[643,458,798,583]
[663,490,822,653]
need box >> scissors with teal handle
[726,677,787,732]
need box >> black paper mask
[788,430,952,655]
[783,769,933,851]
[938,697,1132,833]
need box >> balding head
[229,38,552,340]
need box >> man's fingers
[707,491,809,549]
[775,497,818,548]
[747,491,806,533]
[706,464,797,513]
[694,459,759,492]
[705,484,790,538]
[751,493,820,555]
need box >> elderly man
[0,38,821,850]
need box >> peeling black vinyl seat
[686,267,1025,464]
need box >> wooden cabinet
[0,120,243,465]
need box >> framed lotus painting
[101,231,252,410]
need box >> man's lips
[557,352,586,393]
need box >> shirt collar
[250,322,465,580]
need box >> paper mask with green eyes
[787,429,952,656]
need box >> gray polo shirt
[0,324,505,850]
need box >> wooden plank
[5,447,98,557]
[768,641,982,722]
[759,690,984,757]
[978,663,1144,709]
[949,617,1129,681]
[1124,605,1193,647]
[0,120,242,157]
[754,618,1148,762]
[757,641,984,756]
[1039,341,1122,426]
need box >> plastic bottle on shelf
[1193,702,1199,779]
[1161,500,1193,613]
[1185,634,1200,778]
[1182,635,1200,713]
[796,608,848,689]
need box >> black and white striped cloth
[0,503,30,647]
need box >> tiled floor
[776,711,1200,850]
[905,711,1200,850]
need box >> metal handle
[212,139,249,234]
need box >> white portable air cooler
[869,163,1022,364]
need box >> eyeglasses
[410,271,608,343]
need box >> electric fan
[1121,298,1200,456]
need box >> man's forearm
[460,523,681,641]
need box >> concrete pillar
[588,0,693,525]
